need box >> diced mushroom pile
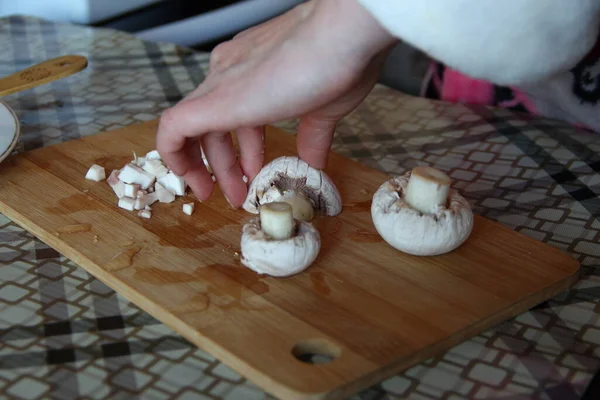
[84,150,196,219]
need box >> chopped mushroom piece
[145,150,161,160]
[155,183,176,203]
[142,159,169,179]
[371,166,474,256]
[135,192,158,210]
[85,164,106,182]
[240,202,321,277]
[242,156,342,221]
[118,197,136,211]
[131,151,146,167]
[138,210,152,219]
[158,172,186,196]
[107,170,126,198]
[182,202,194,215]
[123,183,141,198]
[119,163,155,190]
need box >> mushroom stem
[280,191,314,222]
[404,166,452,214]
[260,202,295,240]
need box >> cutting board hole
[291,338,341,365]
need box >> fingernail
[223,194,238,210]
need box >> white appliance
[134,0,305,47]
[0,0,162,25]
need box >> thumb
[296,115,339,170]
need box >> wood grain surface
[0,120,580,400]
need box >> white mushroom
[242,156,342,222]
[240,202,321,277]
[371,166,474,256]
[85,164,105,182]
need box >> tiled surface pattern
[1,15,600,400]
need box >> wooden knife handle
[0,55,88,97]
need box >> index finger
[296,116,338,170]
[155,86,253,174]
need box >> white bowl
[0,100,20,164]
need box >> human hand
[156,0,395,208]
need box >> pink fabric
[425,63,539,116]
[420,33,600,133]
[440,67,495,105]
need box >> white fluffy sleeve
[356,0,600,85]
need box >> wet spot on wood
[46,194,96,214]
[171,293,210,314]
[310,271,331,295]
[104,245,141,271]
[55,223,92,235]
[134,263,270,311]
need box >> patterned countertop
[1,15,599,400]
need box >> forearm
[355,0,600,85]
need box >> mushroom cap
[371,171,474,256]
[240,217,321,277]
[242,156,342,217]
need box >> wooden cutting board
[0,120,580,400]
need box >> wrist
[312,0,397,60]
